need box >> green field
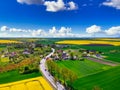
[72,66,120,90]
[0,45,6,51]
[56,60,111,78]
[0,70,41,84]
[63,45,120,62]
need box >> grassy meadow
[0,70,41,84]
[56,60,111,78]
[72,66,120,90]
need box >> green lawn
[0,70,41,84]
[72,66,120,90]
[56,60,111,78]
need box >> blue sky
[0,0,120,37]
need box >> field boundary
[85,57,119,66]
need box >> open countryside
[0,38,120,90]
[0,0,120,89]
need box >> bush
[19,65,39,74]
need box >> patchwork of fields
[0,38,119,90]
[0,77,53,90]
[55,38,120,90]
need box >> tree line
[46,60,78,90]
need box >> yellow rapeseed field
[56,40,120,46]
[0,40,21,44]
[0,77,53,90]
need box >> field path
[85,57,119,66]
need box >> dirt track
[85,57,119,66]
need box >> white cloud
[17,0,44,5]
[105,26,120,35]
[59,27,71,34]
[1,26,9,31]
[0,26,76,37]
[31,29,46,36]
[1,25,120,38]
[86,25,120,37]
[0,26,29,33]
[103,0,120,9]
[67,1,78,10]
[9,28,28,32]
[48,26,73,37]
[44,0,65,12]
[17,0,78,12]
[86,25,102,34]
[49,27,57,34]
[44,0,77,12]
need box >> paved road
[39,48,65,90]
[85,57,118,66]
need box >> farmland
[0,40,22,44]
[53,38,120,89]
[0,38,120,90]
[72,66,120,90]
[0,70,41,84]
[56,40,120,46]
[56,60,111,78]
[0,77,53,90]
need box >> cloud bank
[17,0,44,5]
[86,25,102,34]
[0,25,120,37]
[86,25,120,37]
[17,0,78,12]
[103,0,120,9]
[44,0,77,12]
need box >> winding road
[39,48,65,90]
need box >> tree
[68,70,78,86]
[70,52,74,60]
[61,68,70,87]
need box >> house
[23,49,30,55]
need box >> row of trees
[46,60,78,90]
